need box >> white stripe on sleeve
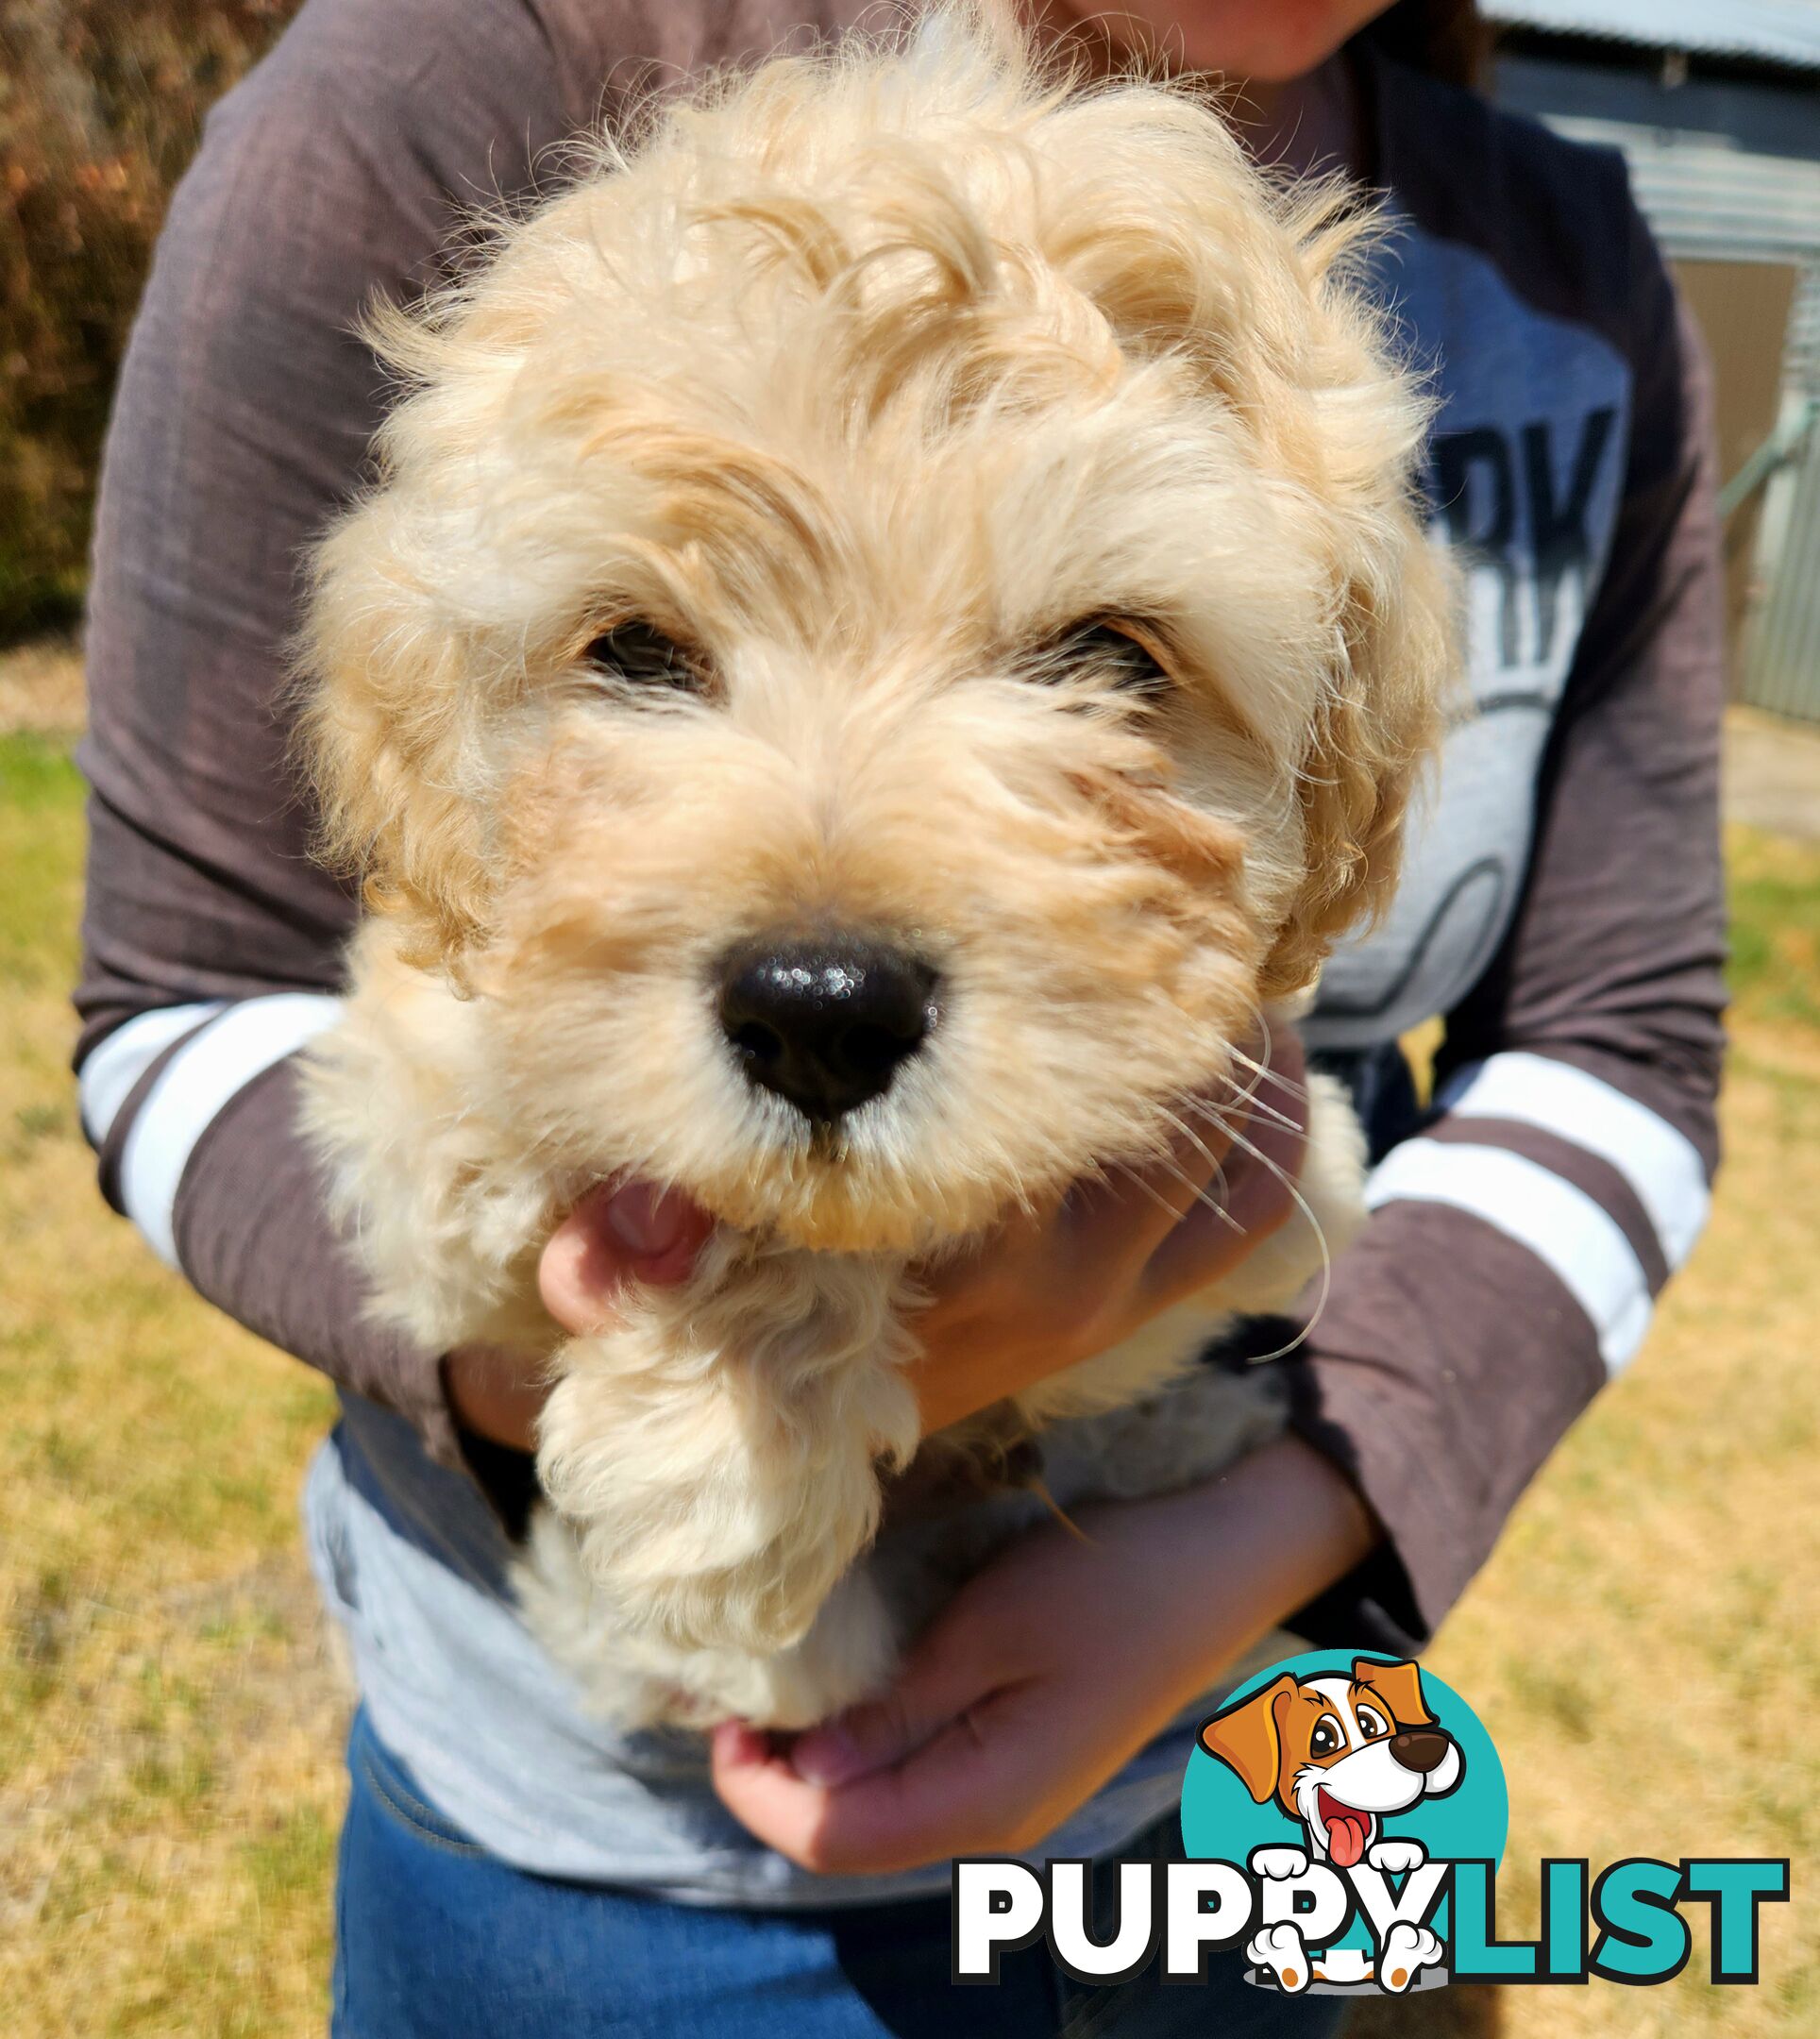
[1435,1052,1710,1269]
[114,993,344,1270]
[1365,1137,1655,1373]
[78,1001,226,1146]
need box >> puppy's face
[1200,1658,1463,1867]
[304,20,1448,1253]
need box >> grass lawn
[2,703,1814,2035]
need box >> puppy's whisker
[1109,1159,1194,1224]
[1154,1101,1233,1189]
[1215,1118,1336,1361]
[1192,1083,1303,1137]
[1028,1475,1095,1545]
[1243,1319,1322,1367]
[1243,1053,1303,1103]
[1222,1009,1272,1118]
[1150,1125,1235,1211]
[1202,1009,1278,1126]
[1135,1146,1248,1236]
[1224,1041,1309,1104]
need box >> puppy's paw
[513,1511,902,1728]
[1366,1838,1426,1877]
[1249,1845,1309,1880]
[1309,1947,1373,1987]
[1378,1922,1443,1994]
[539,1259,921,1658]
[1247,1923,1310,1994]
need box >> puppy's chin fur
[297,5,1450,1727]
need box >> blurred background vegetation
[0,1,299,641]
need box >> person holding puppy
[76,0,1724,2032]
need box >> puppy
[1200,1657,1463,1867]
[298,5,1452,1729]
[1200,1657,1460,1992]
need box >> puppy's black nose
[717,934,938,1123]
[1390,1729,1452,1775]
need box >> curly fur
[297,4,1452,1727]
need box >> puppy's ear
[296,503,494,969]
[1198,1674,1298,1803]
[1260,528,1454,1001]
[1352,1657,1434,1730]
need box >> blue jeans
[332,1709,1349,2038]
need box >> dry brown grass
[0,729,344,2036]
[1,728,1813,2033]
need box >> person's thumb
[787,1613,992,1787]
[537,1179,713,1334]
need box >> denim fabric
[331,1710,1351,2039]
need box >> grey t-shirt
[75,0,1725,1901]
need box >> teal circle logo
[1182,1651,1507,1993]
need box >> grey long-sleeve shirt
[74,0,1725,1889]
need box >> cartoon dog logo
[1199,1657,1463,1993]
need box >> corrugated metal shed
[1536,113,1820,523]
[1543,113,1820,296]
[1485,0,1820,72]
[1489,7,1820,716]
[1746,439,1820,722]
[1515,102,1820,716]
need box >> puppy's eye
[580,620,701,694]
[1309,1717,1342,1759]
[1356,1707,1389,1742]
[1040,619,1172,699]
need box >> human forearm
[712,1435,1380,1874]
[1122,1435,1381,1696]
[81,1022,467,1465]
[1285,267,1726,1652]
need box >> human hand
[710,1434,1378,1874]
[463,1031,1307,1451]
[907,1030,1306,1434]
[441,1181,713,1448]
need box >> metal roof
[1542,112,1820,390]
[1548,112,1820,262]
[1485,1,1820,72]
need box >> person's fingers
[1139,1038,1311,1309]
[913,1033,1306,1380]
[916,1099,1237,1339]
[537,1179,714,1334]
[1058,1024,1306,1264]
[911,1178,1069,1313]
[440,1343,552,1452]
[787,1610,1003,1788]
[711,1588,1041,1871]
[708,1723,840,1867]
[711,1688,1035,1875]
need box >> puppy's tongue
[540,1181,715,1330]
[1320,1794,1371,1868]
[599,1180,701,1256]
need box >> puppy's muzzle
[1389,1729,1454,1775]
[717,931,939,1124]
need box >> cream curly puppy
[298,5,1451,1730]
